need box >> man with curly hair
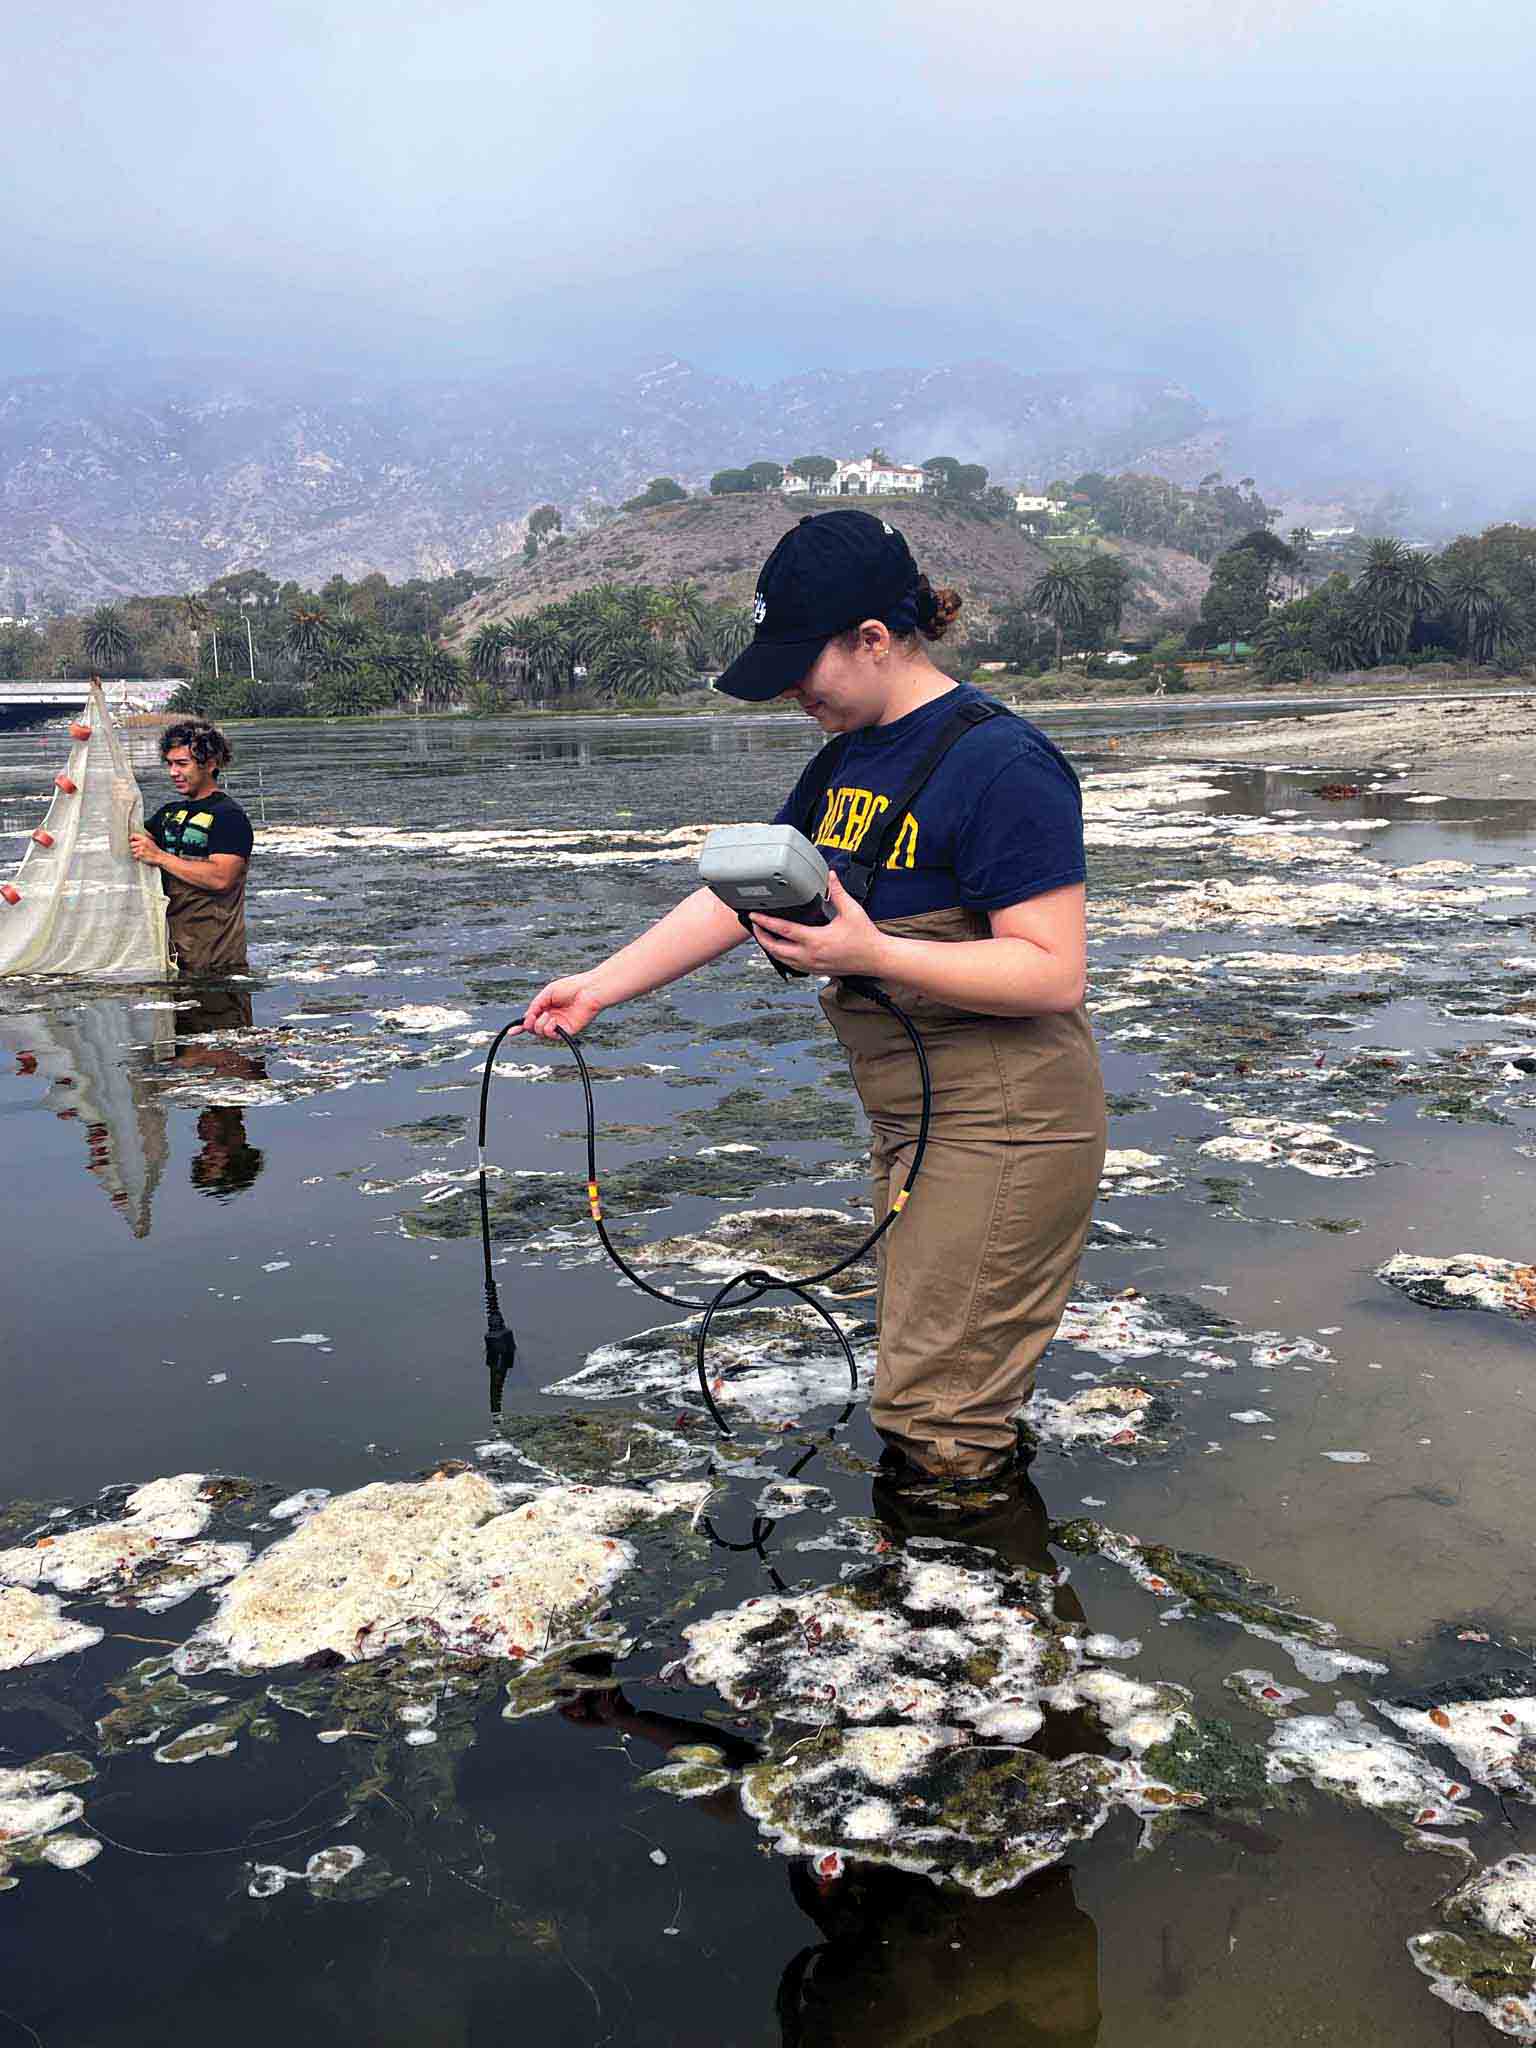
[129,719,254,976]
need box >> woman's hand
[749,870,892,980]
[522,976,607,1042]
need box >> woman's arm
[522,885,750,1039]
[750,874,1088,1016]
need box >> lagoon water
[3,704,1535,2046]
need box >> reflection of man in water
[128,719,253,991]
[557,1459,1102,2046]
[190,1105,264,1198]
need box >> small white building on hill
[782,457,928,497]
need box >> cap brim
[712,632,830,702]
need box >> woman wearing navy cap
[524,509,1106,1487]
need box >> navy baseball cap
[713,509,923,702]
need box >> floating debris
[247,1844,373,1898]
[547,1304,874,1422]
[1409,1854,1536,2040]
[1097,1150,1179,1197]
[681,1547,1079,1738]
[0,1583,103,1669]
[480,1411,702,1484]
[372,1005,474,1034]
[1054,1521,1387,1681]
[0,1753,99,1890]
[639,1206,876,1298]
[1224,1669,1310,1718]
[1025,1381,1180,1460]
[739,1725,1140,1898]
[637,1743,736,1800]
[1378,1252,1536,1321]
[1265,1700,1475,1830]
[1376,1683,1536,1800]
[1199,1117,1377,1179]
[175,1470,707,1676]
[0,1473,250,1612]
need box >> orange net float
[54,773,78,795]
[32,828,55,848]
[0,884,20,906]
[69,722,92,742]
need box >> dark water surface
[3,706,1535,2046]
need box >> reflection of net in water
[0,679,170,980]
[0,1002,171,1236]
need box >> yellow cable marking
[587,1180,603,1220]
[891,1187,910,1213]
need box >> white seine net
[0,682,171,980]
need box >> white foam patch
[1379,1252,1536,1321]
[1200,1117,1377,1179]
[174,1470,707,1676]
[0,1584,104,1670]
[1410,1854,1536,2040]
[1377,1695,1536,1799]
[547,1306,873,1421]
[1266,1700,1476,1827]
[0,1475,248,1612]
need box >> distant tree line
[0,567,497,719]
[1034,471,1279,562]
[467,580,754,706]
[1194,527,1536,680]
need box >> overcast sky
[6,0,1534,492]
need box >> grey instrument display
[698,823,833,926]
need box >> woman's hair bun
[914,575,963,643]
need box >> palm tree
[1358,538,1408,591]
[1359,538,1442,654]
[418,646,464,710]
[508,616,572,699]
[1347,584,1410,665]
[1444,567,1503,671]
[1319,607,1364,674]
[469,623,512,683]
[1392,553,1444,630]
[1026,563,1092,671]
[82,606,135,675]
[598,635,692,701]
[284,607,332,680]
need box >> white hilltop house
[1014,492,1054,515]
[782,456,928,497]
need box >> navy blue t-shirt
[774,686,1085,918]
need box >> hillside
[0,357,1219,614]
[444,497,1207,646]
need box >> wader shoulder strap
[792,735,850,843]
[841,697,1009,909]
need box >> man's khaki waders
[821,907,1106,1479]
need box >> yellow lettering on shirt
[190,811,215,829]
[812,784,918,869]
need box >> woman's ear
[857,619,891,658]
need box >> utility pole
[211,627,220,679]
[243,614,256,679]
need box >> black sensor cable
[475,984,932,1434]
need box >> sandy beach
[1114,686,1536,799]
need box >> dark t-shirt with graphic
[147,787,253,974]
[774,686,1086,918]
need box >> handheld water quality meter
[699,825,832,979]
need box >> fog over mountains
[0,355,1225,613]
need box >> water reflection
[171,984,268,1201]
[780,1859,1099,2048]
[559,1463,1104,2047]
[0,998,170,1236]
